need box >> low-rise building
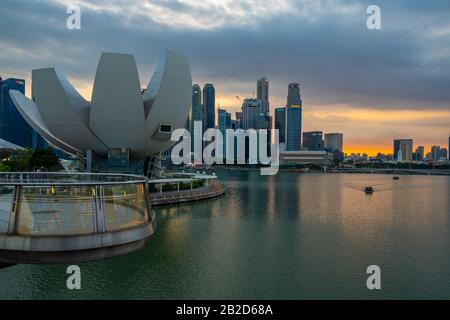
[280,150,333,166]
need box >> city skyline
[1,0,449,155]
[190,79,449,157]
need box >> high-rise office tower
[0,77,46,149]
[218,109,232,131]
[324,133,344,152]
[257,77,269,114]
[256,112,272,157]
[287,82,302,106]
[235,112,243,129]
[241,98,261,130]
[285,83,302,151]
[274,107,286,143]
[190,84,202,132]
[448,134,450,160]
[203,83,215,130]
[190,84,203,151]
[394,139,413,161]
[395,139,413,162]
[218,108,232,160]
[415,146,424,161]
[431,145,442,160]
[257,113,272,130]
[303,131,324,151]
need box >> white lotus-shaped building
[10,50,192,161]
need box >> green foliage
[2,148,61,172]
[5,148,33,171]
[0,162,11,172]
[29,148,60,170]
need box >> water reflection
[0,172,449,299]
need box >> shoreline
[214,166,450,176]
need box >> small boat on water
[365,186,374,194]
[393,176,400,180]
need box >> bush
[0,162,11,172]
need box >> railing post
[95,185,106,233]
[143,182,153,222]
[8,186,21,235]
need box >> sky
[0,0,449,155]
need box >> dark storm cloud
[0,0,449,110]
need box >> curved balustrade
[0,172,156,264]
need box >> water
[0,172,449,299]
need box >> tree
[5,148,33,171]
[29,148,60,171]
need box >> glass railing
[0,173,152,237]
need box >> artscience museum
[0,50,193,265]
[10,50,192,174]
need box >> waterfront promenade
[149,183,225,206]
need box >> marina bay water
[0,171,449,299]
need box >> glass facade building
[286,106,302,151]
[285,83,303,151]
[257,77,269,114]
[303,131,324,151]
[324,133,343,152]
[235,112,243,129]
[275,107,286,143]
[394,139,413,161]
[190,84,202,132]
[241,98,261,130]
[0,77,47,149]
[203,83,215,130]
[218,109,232,160]
[218,109,232,131]
[287,83,302,106]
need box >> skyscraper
[431,145,443,160]
[287,82,302,106]
[203,83,215,129]
[241,98,261,130]
[324,133,344,152]
[190,84,202,132]
[394,139,413,161]
[218,108,231,131]
[218,108,232,160]
[0,77,46,149]
[257,77,269,114]
[285,83,302,151]
[274,107,286,143]
[414,146,424,161]
[303,131,324,151]
[189,84,203,151]
[235,112,243,129]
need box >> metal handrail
[0,172,148,186]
